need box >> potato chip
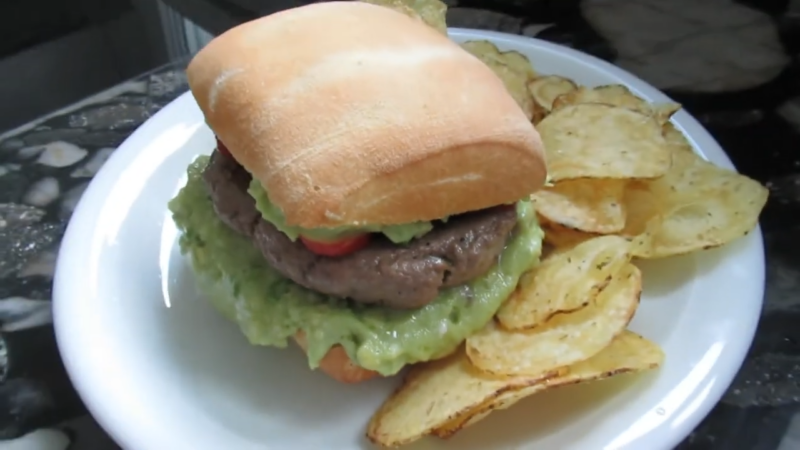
[653,103,682,124]
[552,85,641,111]
[366,346,562,448]
[496,235,633,331]
[662,122,694,153]
[552,85,680,124]
[530,101,548,125]
[537,104,672,181]
[461,41,537,80]
[467,264,641,377]
[619,181,662,239]
[432,330,664,439]
[628,151,769,258]
[366,330,663,446]
[531,178,627,233]
[361,0,448,34]
[461,40,536,119]
[528,75,578,111]
[497,51,538,81]
[540,217,598,249]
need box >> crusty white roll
[186,1,547,229]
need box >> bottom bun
[294,332,381,384]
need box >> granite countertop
[1,0,799,448]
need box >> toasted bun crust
[187,1,546,228]
[294,332,380,384]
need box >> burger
[168,1,547,384]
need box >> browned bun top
[186,1,547,228]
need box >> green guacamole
[169,156,544,376]
[247,181,435,244]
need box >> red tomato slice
[300,234,371,257]
[216,137,232,157]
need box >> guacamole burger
[169,1,547,384]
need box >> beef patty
[202,151,518,309]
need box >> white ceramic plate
[53,29,765,450]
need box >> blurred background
[0,0,217,132]
[4,0,799,132]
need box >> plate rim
[53,28,766,450]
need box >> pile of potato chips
[361,0,770,447]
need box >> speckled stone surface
[0,0,798,448]
[0,67,189,448]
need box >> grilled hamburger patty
[202,151,518,309]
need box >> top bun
[186,1,547,228]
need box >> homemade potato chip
[662,122,694,153]
[627,151,769,258]
[497,51,538,81]
[537,104,672,181]
[432,330,664,439]
[363,0,448,34]
[466,264,642,377]
[528,75,578,111]
[552,85,680,124]
[366,331,663,446]
[619,181,662,239]
[530,101,548,125]
[552,85,641,111]
[366,346,563,448]
[461,41,537,80]
[497,235,633,331]
[540,217,598,249]
[461,40,536,119]
[531,178,627,233]
[653,102,682,124]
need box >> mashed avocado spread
[247,181,435,243]
[169,156,544,376]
